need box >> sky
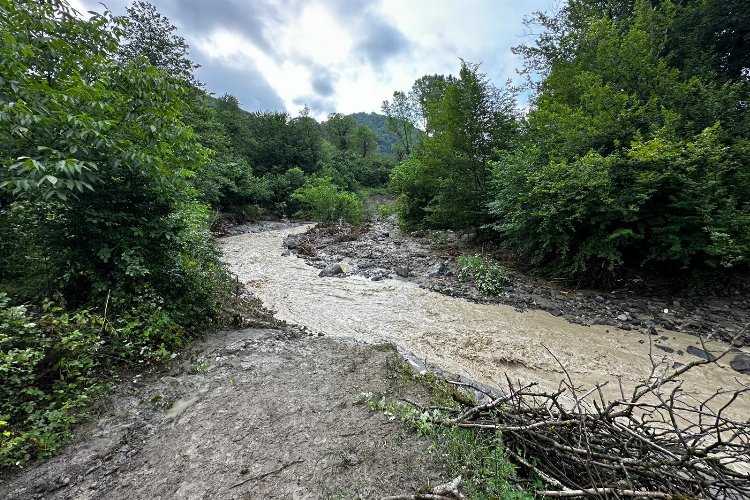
[71,0,558,119]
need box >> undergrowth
[457,254,510,296]
[365,361,534,499]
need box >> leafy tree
[0,0,231,467]
[382,91,421,158]
[352,124,379,157]
[119,1,201,87]
[492,0,750,282]
[348,112,398,154]
[323,112,357,151]
[391,61,517,229]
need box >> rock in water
[319,263,342,277]
[730,353,750,374]
[318,262,350,277]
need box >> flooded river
[220,225,749,416]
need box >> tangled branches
[431,334,750,499]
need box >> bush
[0,294,107,467]
[490,126,750,282]
[292,177,364,224]
[457,254,509,296]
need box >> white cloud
[78,0,558,117]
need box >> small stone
[281,249,290,257]
[672,362,685,370]
[551,309,563,317]
[655,344,674,354]
[616,314,629,321]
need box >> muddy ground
[1,328,450,499]
[287,217,750,351]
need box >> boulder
[395,266,410,278]
[319,263,348,277]
[425,262,446,278]
[730,353,750,374]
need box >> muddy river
[220,225,749,416]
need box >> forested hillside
[349,111,420,158]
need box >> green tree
[381,91,419,158]
[323,113,357,151]
[492,0,750,282]
[352,124,378,157]
[119,1,201,87]
[391,61,517,229]
[0,0,231,467]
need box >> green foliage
[364,375,532,500]
[292,177,364,224]
[0,295,107,467]
[389,61,518,229]
[348,112,401,155]
[118,1,201,87]
[0,0,235,470]
[458,255,509,296]
[492,0,750,282]
[322,113,358,151]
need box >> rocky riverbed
[283,217,750,374]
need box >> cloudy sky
[72,0,558,119]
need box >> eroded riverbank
[220,224,750,417]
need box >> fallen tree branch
[229,459,303,489]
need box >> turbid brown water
[221,225,750,418]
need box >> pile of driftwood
[393,334,750,499]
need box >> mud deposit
[2,330,447,499]
[221,225,750,417]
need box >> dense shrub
[0,0,234,469]
[489,2,750,282]
[457,255,510,296]
[292,177,364,224]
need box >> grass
[366,358,536,500]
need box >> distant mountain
[348,112,400,156]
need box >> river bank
[287,217,750,366]
[2,328,450,499]
[220,223,749,415]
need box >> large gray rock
[318,262,350,277]
[425,262,446,278]
[395,266,410,278]
[730,353,750,374]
